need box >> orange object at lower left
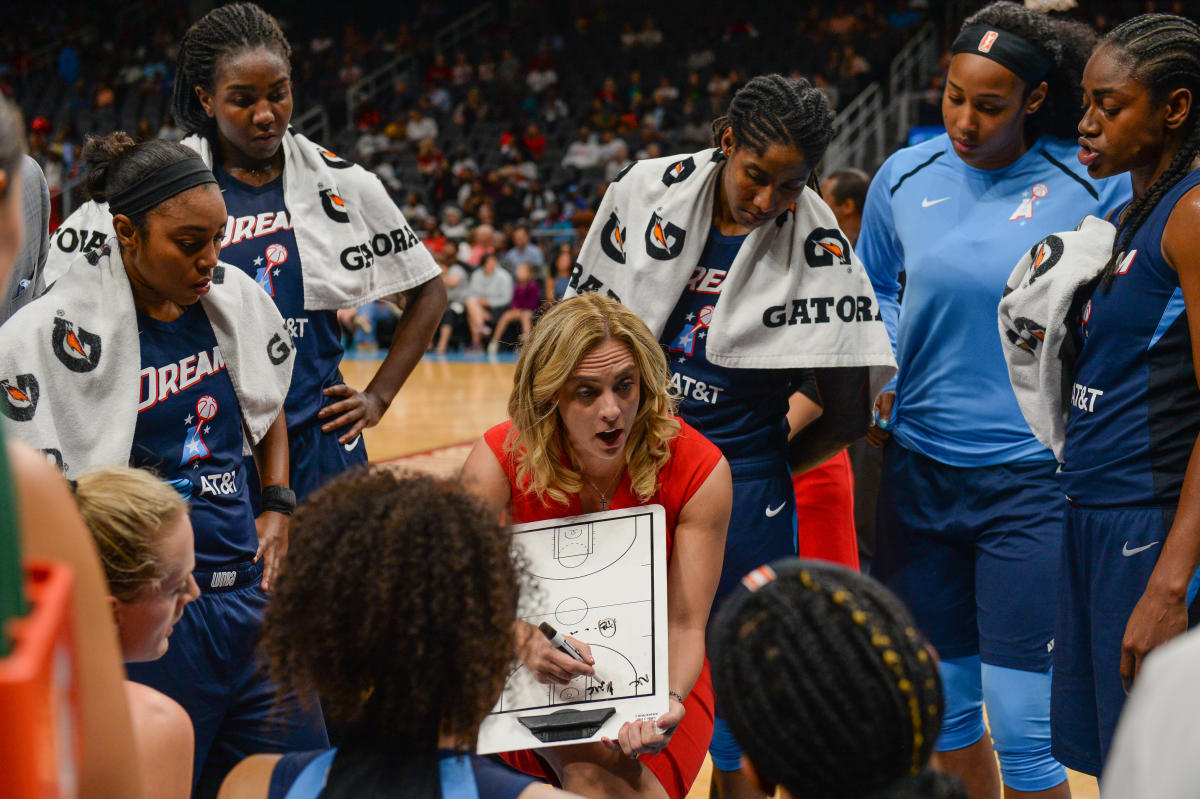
[0,561,81,799]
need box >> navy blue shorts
[248,420,369,511]
[126,561,328,799]
[714,455,798,609]
[708,454,797,767]
[1051,502,1190,776]
[873,443,1062,672]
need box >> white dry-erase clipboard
[476,504,670,754]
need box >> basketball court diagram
[477,505,670,753]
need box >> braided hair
[711,559,965,799]
[961,2,1098,142]
[172,2,292,138]
[1099,14,1200,284]
[712,73,835,184]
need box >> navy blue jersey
[132,304,257,568]
[216,167,344,430]
[857,134,1129,466]
[1061,169,1200,506]
[659,229,801,461]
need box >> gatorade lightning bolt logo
[317,148,354,170]
[256,244,289,296]
[644,212,686,260]
[181,395,218,466]
[661,157,696,186]
[0,374,40,422]
[1027,235,1064,285]
[804,228,852,267]
[669,304,714,357]
[52,318,102,373]
[320,187,350,223]
[600,212,627,263]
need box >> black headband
[952,24,1053,86]
[108,156,217,218]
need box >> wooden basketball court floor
[344,353,1100,799]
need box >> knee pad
[981,663,1067,792]
[937,656,986,751]
[709,715,744,772]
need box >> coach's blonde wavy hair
[74,466,187,603]
[507,293,680,506]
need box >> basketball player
[856,4,1128,797]
[77,133,324,799]
[574,74,867,799]
[217,472,581,799]
[171,3,444,502]
[1056,12,1200,776]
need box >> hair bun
[82,131,138,203]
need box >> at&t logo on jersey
[1009,183,1049,222]
[51,316,102,373]
[1072,382,1104,413]
[0,374,39,422]
[669,370,724,405]
[138,346,226,412]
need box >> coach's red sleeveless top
[483,417,722,556]
[482,417,722,799]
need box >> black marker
[539,622,588,665]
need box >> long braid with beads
[1100,14,1200,286]
[711,73,835,191]
[171,2,292,139]
[711,560,965,799]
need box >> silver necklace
[586,470,623,511]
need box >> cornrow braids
[711,73,835,171]
[172,2,292,138]
[711,560,964,799]
[961,2,1098,141]
[1100,14,1200,286]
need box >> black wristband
[260,484,297,516]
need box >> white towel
[568,148,896,399]
[0,239,295,476]
[43,129,439,309]
[998,215,1116,460]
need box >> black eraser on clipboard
[516,707,616,743]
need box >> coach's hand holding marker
[525,621,594,685]
[539,621,588,663]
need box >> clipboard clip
[516,707,616,743]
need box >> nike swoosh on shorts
[1122,541,1160,557]
[765,502,786,518]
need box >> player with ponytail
[856,4,1130,796]
[1057,11,1200,777]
